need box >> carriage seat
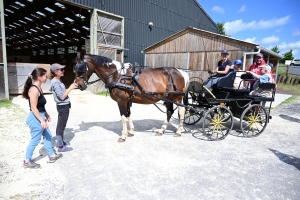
[218,73,253,93]
[246,83,276,101]
[240,73,255,81]
[215,69,236,88]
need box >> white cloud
[224,15,290,34]
[212,6,224,14]
[237,5,246,13]
[245,37,256,43]
[293,30,300,36]
[277,41,300,57]
[261,35,279,44]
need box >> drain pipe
[242,46,261,71]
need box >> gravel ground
[0,89,300,200]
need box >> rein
[75,60,124,86]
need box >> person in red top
[248,53,266,90]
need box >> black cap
[221,50,229,55]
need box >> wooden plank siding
[144,28,256,81]
[144,28,255,79]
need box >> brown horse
[74,54,189,142]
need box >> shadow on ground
[279,114,300,123]
[77,119,178,136]
[269,148,300,171]
[33,128,75,162]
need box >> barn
[0,0,218,100]
[143,27,283,82]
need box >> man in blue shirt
[247,64,272,97]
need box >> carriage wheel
[202,105,233,140]
[219,103,231,122]
[240,104,268,137]
[183,108,202,125]
[183,81,204,125]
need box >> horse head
[73,55,94,91]
[74,54,123,91]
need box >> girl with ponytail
[22,68,63,168]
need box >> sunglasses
[57,68,65,71]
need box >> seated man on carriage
[247,64,272,97]
[203,49,232,88]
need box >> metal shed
[143,27,283,82]
[0,0,219,100]
[0,0,125,99]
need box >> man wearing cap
[50,63,78,152]
[247,64,272,97]
[205,49,232,88]
[247,53,267,90]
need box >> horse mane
[86,54,113,65]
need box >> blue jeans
[25,111,55,160]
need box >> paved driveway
[12,90,300,199]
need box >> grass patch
[281,95,299,105]
[277,83,300,105]
[277,83,300,96]
[0,100,12,108]
[277,66,286,76]
[97,91,110,96]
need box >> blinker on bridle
[74,58,90,85]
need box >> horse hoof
[127,133,134,137]
[155,132,163,136]
[118,138,126,142]
[173,133,181,137]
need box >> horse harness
[74,59,184,107]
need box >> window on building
[57,47,65,54]
[48,49,54,55]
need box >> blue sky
[197,0,300,59]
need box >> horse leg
[119,115,128,142]
[155,102,174,136]
[117,102,131,142]
[174,106,186,137]
[127,115,135,137]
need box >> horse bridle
[74,58,91,86]
[73,58,126,86]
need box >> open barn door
[87,9,125,93]
[0,0,8,100]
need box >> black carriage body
[183,70,276,140]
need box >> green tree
[217,22,226,35]
[280,49,294,64]
[283,50,294,61]
[271,45,280,54]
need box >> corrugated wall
[69,0,218,65]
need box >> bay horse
[74,54,189,142]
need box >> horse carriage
[183,69,276,140]
[73,54,276,142]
